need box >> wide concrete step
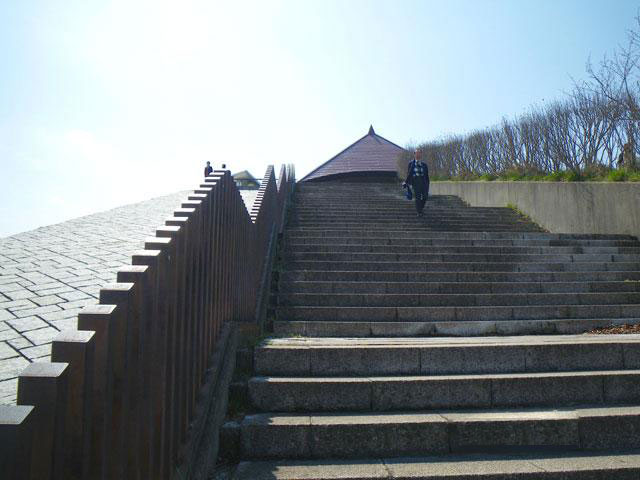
[292,200,461,207]
[288,221,538,230]
[293,195,459,201]
[291,209,515,217]
[280,270,640,283]
[291,203,500,210]
[240,405,640,459]
[235,450,640,479]
[249,370,640,412]
[280,280,640,295]
[287,228,556,240]
[293,196,462,203]
[286,230,637,240]
[273,317,640,337]
[277,292,640,308]
[284,260,640,272]
[290,213,526,222]
[292,203,462,211]
[287,236,640,247]
[276,304,640,323]
[288,224,543,232]
[286,243,640,255]
[255,335,640,376]
[284,252,640,263]
[291,207,519,213]
[291,205,518,212]
[287,226,543,233]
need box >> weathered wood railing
[0,165,294,479]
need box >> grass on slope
[431,168,640,183]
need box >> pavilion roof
[232,170,258,181]
[300,125,406,182]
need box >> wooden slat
[51,330,95,480]
[17,362,70,480]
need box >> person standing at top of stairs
[403,148,430,217]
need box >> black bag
[403,183,413,200]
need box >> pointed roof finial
[368,125,375,135]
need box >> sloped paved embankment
[0,190,257,404]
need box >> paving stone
[56,290,91,302]
[66,278,103,288]
[0,356,29,378]
[59,298,96,310]
[6,316,48,333]
[43,270,78,281]
[0,342,18,361]
[49,318,77,331]
[6,337,33,350]
[27,282,65,294]
[34,285,75,296]
[6,299,38,312]
[0,328,21,342]
[0,275,19,284]
[39,307,83,322]
[0,283,25,293]
[0,299,35,311]
[29,295,64,307]
[4,289,36,300]
[0,378,18,404]
[22,327,60,346]
[19,343,52,360]
[11,304,61,318]
[78,285,100,297]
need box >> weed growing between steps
[587,323,640,334]
[506,203,530,219]
[505,203,548,231]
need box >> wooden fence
[0,165,295,479]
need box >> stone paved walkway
[0,189,258,404]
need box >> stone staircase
[235,181,640,479]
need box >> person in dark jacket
[204,161,213,177]
[403,149,430,216]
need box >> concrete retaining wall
[431,182,640,239]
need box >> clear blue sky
[1,0,637,236]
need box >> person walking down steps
[403,148,430,216]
